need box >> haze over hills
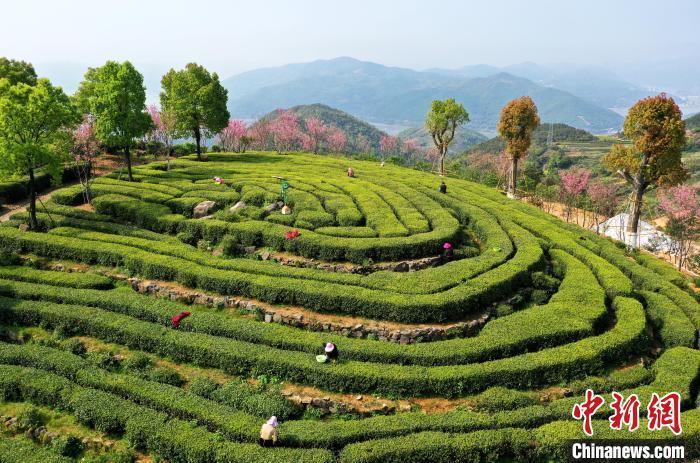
[223,57,624,134]
[397,126,487,155]
[427,62,653,111]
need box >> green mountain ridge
[224,57,624,133]
[397,126,488,156]
[466,123,598,154]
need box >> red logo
[572,389,605,436]
[647,392,682,435]
[609,392,640,432]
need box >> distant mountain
[466,123,597,154]
[685,112,700,131]
[223,57,623,133]
[257,103,388,153]
[397,126,487,155]
[430,62,652,110]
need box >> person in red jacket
[171,311,191,329]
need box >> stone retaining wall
[128,278,488,344]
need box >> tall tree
[603,94,687,240]
[0,58,37,86]
[0,78,79,229]
[497,96,540,198]
[160,63,229,160]
[425,98,469,176]
[75,61,152,181]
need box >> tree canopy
[497,96,540,198]
[603,93,687,236]
[160,63,229,160]
[75,61,152,181]
[0,78,79,228]
[0,57,37,86]
[425,98,469,176]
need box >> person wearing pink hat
[325,342,339,362]
[442,242,454,261]
[259,416,279,447]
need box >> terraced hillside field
[0,151,699,462]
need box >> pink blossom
[658,185,700,221]
[218,119,248,152]
[270,109,302,153]
[588,181,619,207]
[354,134,371,153]
[248,120,272,150]
[327,127,348,153]
[401,138,421,158]
[304,117,328,154]
[379,134,398,159]
[71,115,99,163]
[560,168,591,196]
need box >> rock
[265,202,283,213]
[193,201,217,218]
[281,205,292,215]
[264,314,273,323]
[399,403,412,412]
[394,262,410,272]
[243,246,257,254]
[18,223,29,232]
[261,251,271,261]
[229,201,246,213]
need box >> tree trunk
[627,184,645,234]
[507,157,519,199]
[439,154,445,177]
[195,127,202,161]
[125,145,134,182]
[28,167,38,231]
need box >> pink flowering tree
[354,134,371,154]
[559,168,591,224]
[269,109,302,154]
[379,134,398,162]
[218,119,248,153]
[658,185,700,269]
[327,127,348,153]
[146,104,177,168]
[588,181,620,233]
[70,115,101,203]
[304,117,328,154]
[401,138,421,161]
[248,120,272,151]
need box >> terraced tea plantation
[0,151,699,462]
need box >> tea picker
[272,176,292,215]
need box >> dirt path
[0,190,60,222]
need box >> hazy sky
[2,0,699,78]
